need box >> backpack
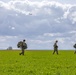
[17,41,23,48]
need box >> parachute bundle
[73,44,76,48]
[17,41,27,49]
[17,41,23,48]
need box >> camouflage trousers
[74,50,76,54]
[53,48,58,54]
[19,48,25,55]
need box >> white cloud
[55,37,67,43]
[63,8,70,19]
[0,36,18,49]
[30,39,52,44]
[71,12,76,24]
[69,30,76,34]
[44,33,62,37]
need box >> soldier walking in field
[17,39,27,55]
[53,40,58,54]
[73,43,76,54]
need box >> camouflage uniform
[73,44,76,54]
[53,40,58,54]
[18,40,27,55]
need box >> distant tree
[7,46,13,50]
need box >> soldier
[73,43,76,54]
[17,39,27,55]
[53,40,58,54]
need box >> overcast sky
[0,0,76,50]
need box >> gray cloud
[0,0,76,49]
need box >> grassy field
[0,50,76,75]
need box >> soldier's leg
[74,50,76,54]
[56,49,58,54]
[53,50,55,54]
[22,49,24,55]
[19,50,22,55]
[19,48,23,55]
[19,52,22,55]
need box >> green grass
[0,50,76,75]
